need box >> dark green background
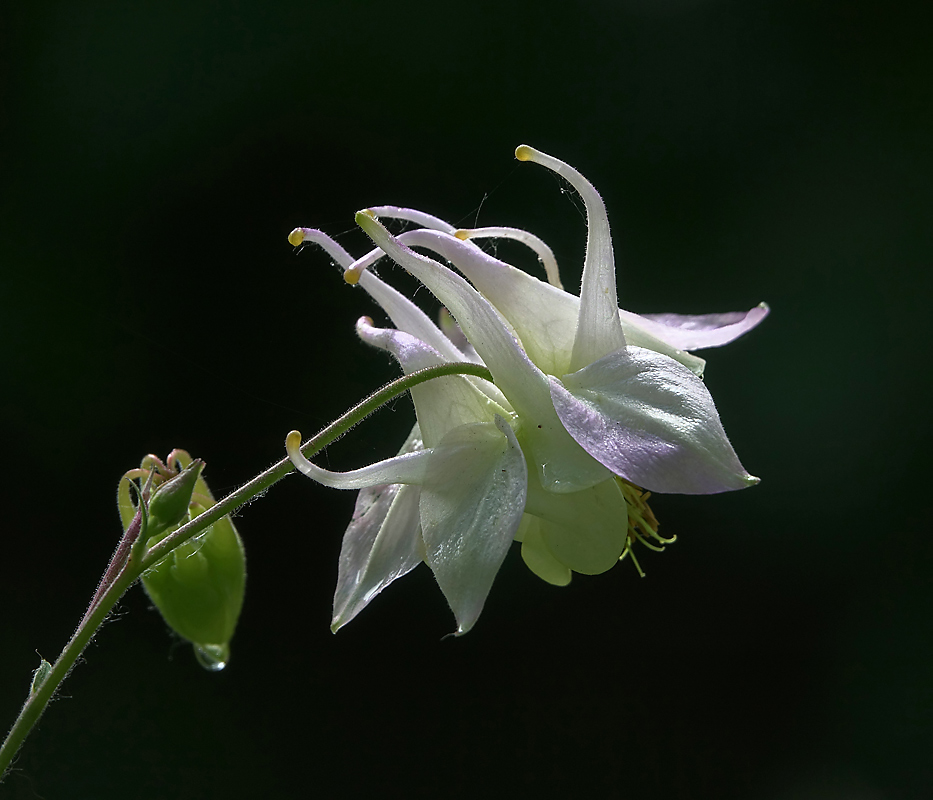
[2,1,930,797]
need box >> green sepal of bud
[142,500,246,661]
[146,459,204,538]
[118,450,246,669]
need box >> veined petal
[620,318,707,377]
[518,516,572,586]
[420,416,528,635]
[393,227,707,378]
[396,227,578,377]
[357,210,610,493]
[549,347,759,494]
[357,269,476,364]
[294,216,476,368]
[524,476,628,574]
[286,430,434,489]
[438,308,479,362]
[515,145,626,372]
[356,317,508,446]
[332,426,425,632]
[454,226,564,289]
[634,303,771,351]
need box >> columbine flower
[287,145,766,634]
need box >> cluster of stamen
[616,478,674,577]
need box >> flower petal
[367,205,458,234]
[549,347,759,494]
[357,211,610,493]
[420,416,528,635]
[516,145,626,372]
[289,228,354,267]
[396,228,708,378]
[356,259,509,409]
[331,427,426,631]
[286,430,434,489]
[397,227,578,377]
[455,226,564,289]
[356,317,508,447]
[357,269,477,365]
[524,476,628,574]
[518,516,572,586]
[627,303,770,351]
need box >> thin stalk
[0,362,493,780]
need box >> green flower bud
[118,450,246,670]
[147,459,203,537]
[142,504,246,671]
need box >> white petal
[395,228,578,377]
[331,428,425,631]
[356,318,508,447]
[357,211,609,493]
[523,476,628,574]
[618,316,707,376]
[287,431,434,489]
[289,228,354,268]
[455,226,563,289]
[367,205,458,234]
[358,269,474,364]
[420,416,528,635]
[399,227,705,378]
[515,145,626,372]
[549,347,759,494]
[519,516,572,586]
[634,303,770,351]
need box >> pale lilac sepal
[332,483,424,632]
[331,427,426,631]
[549,347,759,495]
[629,303,770,351]
[420,416,527,635]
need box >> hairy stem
[0,361,494,780]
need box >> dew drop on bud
[194,643,229,672]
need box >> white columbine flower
[287,145,766,635]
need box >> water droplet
[194,643,229,672]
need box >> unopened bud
[147,460,204,536]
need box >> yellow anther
[287,228,305,247]
[285,430,303,461]
[515,145,534,162]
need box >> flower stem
[0,361,493,781]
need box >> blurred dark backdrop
[1,1,930,798]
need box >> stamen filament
[634,532,666,553]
